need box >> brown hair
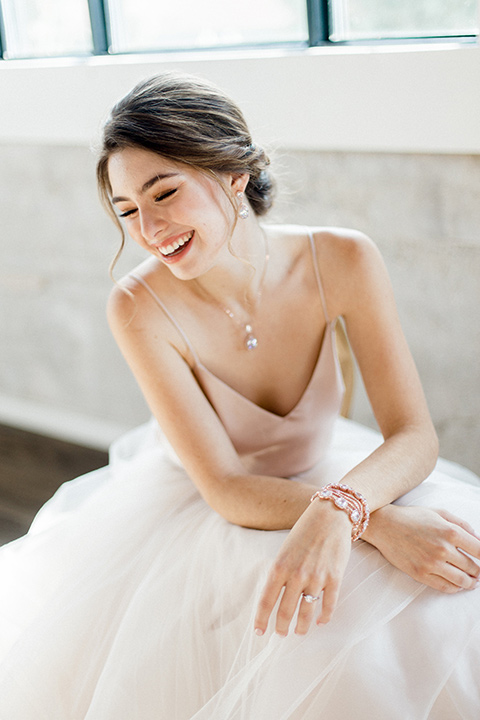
[96,72,275,274]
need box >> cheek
[125,220,150,249]
[196,181,233,223]
[201,194,236,239]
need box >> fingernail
[254,628,264,636]
[275,631,287,638]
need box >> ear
[229,172,250,195]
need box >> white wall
[0,42,479,152]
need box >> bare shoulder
[106,275,139,331]
[106,258,185,354]
[312,226,380,264]
[309,227,388,316]
[107,265,149,333]
[263,224,384,302]
[266,224,378,265]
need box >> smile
[157,231,194,257]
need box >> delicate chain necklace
[195,233,270,351]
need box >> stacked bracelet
[310,483,370,541]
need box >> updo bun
[97,72,276,217]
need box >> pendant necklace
[195,233,269,351]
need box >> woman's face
[107,146,241,280]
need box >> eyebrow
[111,173,179,204]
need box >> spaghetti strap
[130,273,201,364]
[307,230,331,323]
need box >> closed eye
[155,188,177,202]
[119,208,137,218]
[118,188,178,218]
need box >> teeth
[159,231,193,256]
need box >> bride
[0,71,479,719]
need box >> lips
[156,231,194,257]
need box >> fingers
[255,579,321,637]
[435,510,480,555]
[254,503,352,637]
[277,586,315,636]
[427,565,479,594]
[316,582,340,625]
[436,509,479,536]
[255,580,339,637]
[424,573,466,594]
[439,548,480,591]
[425,510,480,587]
[445,561,480,591]
[254,575,284,637]
[453,549,480,582]
[424,545,480,593]
[440,522,480,580]
[456,530,480,561]
[278,583,340,635]
[295,592,323,635]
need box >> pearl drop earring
[236,191,250,220]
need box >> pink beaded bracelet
[310,483,370,541]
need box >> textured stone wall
[272,150,480,473]
[0,144,148,428]
[0,144,478,473]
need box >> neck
[191,219,268,311]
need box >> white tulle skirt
[0,418,479,720]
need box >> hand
[254,501,352,637]
[366,505,480,593]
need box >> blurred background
[0,0,479,541]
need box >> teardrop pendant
[245,324,258,350]
[192,232,269,351]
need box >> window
[329,0,478,42]
[106,0,308,54]
[0,0,477,60]
[0,0,93,59]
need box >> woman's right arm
[107,279,320,530]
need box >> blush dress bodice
[131,231,345,478]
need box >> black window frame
[0,0,477,61]
[88,0,110,54]
[307,0,330,45]
[0,2,6,58]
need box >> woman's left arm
[332,233,480,586]
[329,229,439,507]
[255,229,441,637]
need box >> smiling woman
[0,71,480,720]
[96,73,274,280]
[106,147,246,277]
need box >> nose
[138,205,166,242]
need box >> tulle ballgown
[1,235,479,719]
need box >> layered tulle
[0,418,479,719]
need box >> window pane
[2,0,93,59]
[106,0,308,53]
[330,0,478,41]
